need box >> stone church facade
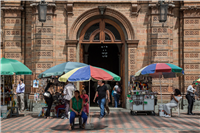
[1,0,200,107]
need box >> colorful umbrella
[1,57,32,105]
[135,63,184,78]
[58,65,120,125]
[196,78,200,83]
[135,63,184,104]
[58,65,121,82]
[38,62,87,78]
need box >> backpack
[117,87,121,94]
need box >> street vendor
[15,78,25,113]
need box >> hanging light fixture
[38,0,48,22]
[159,0,168,23]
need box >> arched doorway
[79,19,125,106]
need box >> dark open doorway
[83,44,120,106]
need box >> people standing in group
[63,81,76,119]
[93,80,110,119]
[15,78,25,113]
[186,82,196,115]
[163,89,182,118]
[69,90,88,130]
[80,89,89,115]
[113,82,121,108]
[104,81,111,115]
[43,82,54,119]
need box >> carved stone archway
[66,8,138,108]
[69,8,135,40]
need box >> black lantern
[159,1,168,23]
[38,0,47,22]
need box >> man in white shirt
[15,78,25,112]
[63,81,76,119]
[186,82,196,115]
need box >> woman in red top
[80,89,89,115]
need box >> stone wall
[1,0,200,103]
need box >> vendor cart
[129,91,156,115]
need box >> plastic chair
[170,97,182,117]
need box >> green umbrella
[0,57,32,75]
[1,57,32,105]
[38,62,88,78]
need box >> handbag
[43,92,51,98]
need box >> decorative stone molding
[127,40,139,80]
[30,2,56,14]
[66,40,78,62]
[180,6,200,10]
[131,4,141,17]
[64,3,73,16]
[126,40,139,48]
[1,6,24,10]
[149,3,175,16]
[30,3,56,7]
[69,8,135,40]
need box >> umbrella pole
[3,75,5,105]
[159,74,162,104]
[88,80,90,124]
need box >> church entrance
[79,18,125,107]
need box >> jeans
[186,94,194,114]
[98,98,106,117]
[113,93,120,108]
[70,111,87,124]
[44,96,53,117]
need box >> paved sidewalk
[1,110,200,133]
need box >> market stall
[1,75,15,107]
[128,76,157,115]
[0,57,32,118]
[133,63,184,117]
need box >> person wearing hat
[15,78,25,113]
[186,82,196,115]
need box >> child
[80,89,89,115]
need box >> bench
[170,98,182,117]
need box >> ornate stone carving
[131,4,140,17]
[66,40,77,62]
[98,6,106,15]
[65,3,73,16]
[37,63,52,69]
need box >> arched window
[84,23,99,40]
[80,19,123,44]
[105,23,121,40]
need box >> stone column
[126,40,139,82]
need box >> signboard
[33,79,39,88]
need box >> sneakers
[163,114,167,117]
[99,116,104,119]
[61,115,65,119]
[165,115,171,118]
[64,117,69,119]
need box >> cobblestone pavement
[1,111,200,133]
